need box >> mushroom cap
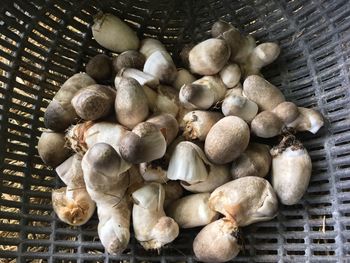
[272,101,299,125]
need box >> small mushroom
[113,50,145,72]
[193,218,240,263]
[52,187,95,226]
[142,85,179,117]
[243,75,285,111]
[118,68,159,88]
[243,42,280,77]
[92,12,139,52]
[181,110,223,141]
[272,101,300,125]
[66,121,128,160]
[167,141,229,192]
[143,50,177,84]
[86,54,113,81]
[163,181,184,207]
[38,131,71,167]
[71,84,116,121]
[119,122,167,164]
[179,76,227,110]
[173,69,196,90]
[189,38,230,75]
[166,193,218,228]
[181,165,230,193]
[231,143,271,179]
[204,116,250,164]
[139,38,167,58]
[251,111,284,138]
[146,113,179,145]
[167,141,209,184]
[219,63,241,88]
[271,135,312,205]
[179,43,195,67]
[115,77,149,129]
[209,176,278,226]
[44,73,96,131]
[139,160,168,183]
[211,20,234,38]
[287,107,324,134]
[221,93,258,122]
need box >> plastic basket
[0,0,349,262]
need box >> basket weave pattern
[0,0,350,262]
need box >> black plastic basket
[1,0,350,262]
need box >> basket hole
[313,250,335,256]
[1,257,17,262]
[55,233,78,242]
[56,246,78,253]
[287,250,305,255]
[287,238,304,244]
[26,244,50,252]
[286,227,304,231]
[27,232,50,240]
[256,249,277,255]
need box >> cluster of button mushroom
[38,12,324,262]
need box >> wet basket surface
[0,0,350,262]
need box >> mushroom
[271,135,312,205]
[219,63,241,88]
[189,38,230,75]
[163,181,184,207]
[52,154,95,226]
[179,76,227,110]
[114,77,149,129]
[82,143,131,254]
[113,50,145,72]
[143,51,178,84]
[119,122,167,164]
[146,113,179,145]
[180,110,223,141]
[132,183,179,250]
[118,68,159,88]
[166,193,218,228]
[71,84,116,121]
[193,218,240,262]
[173,69,196,90]
[92,12,139,52]
[204,116,250,164]
[209,176,278,226]
[287,107,324,134]
[231,143,271,179]
[251,111,284,138]
[243,75,285,111]
[44,73,96,131]
[221,93,258,122]
[86,54,113,81]
[167,141,230,193]
[38,131,71,167]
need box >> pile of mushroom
[37,14,324,262]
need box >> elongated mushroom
[82,143,131,254]
[52,154,95,226]
[132,183,179,250]
[271,135,312,205]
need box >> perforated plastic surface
[0,0,350,262]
